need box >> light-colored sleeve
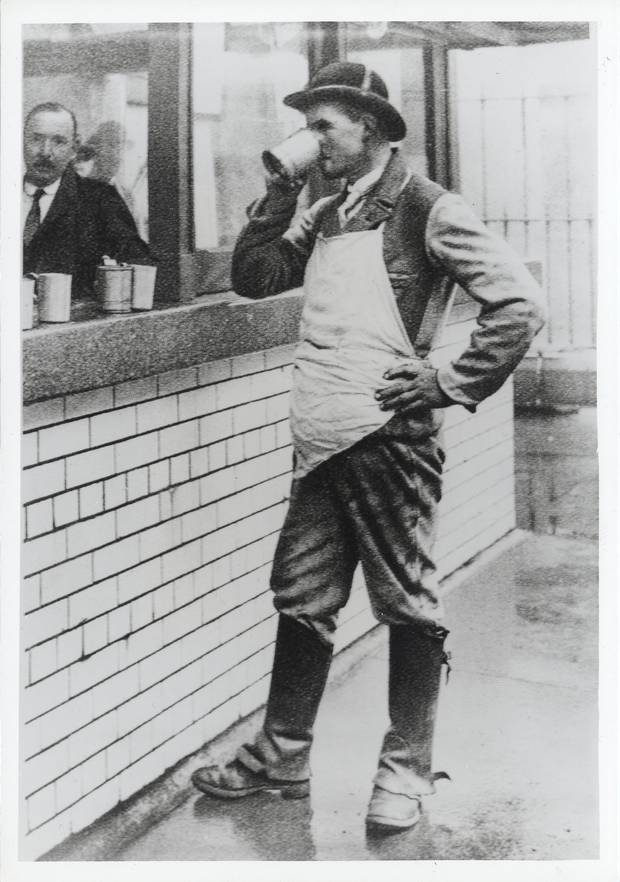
[426,192,546,411]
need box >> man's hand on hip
[375,362,452,413]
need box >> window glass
[448,40,596,349]
[346,22,427,175]
[191,23,309,250]
[23,27,149,240]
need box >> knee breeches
[270,412,446,645]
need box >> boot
[192,614,333,799]
[366,623,449,829]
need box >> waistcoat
[311,155,455,358]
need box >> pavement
[51,408,602,862]
[114,532,598,862]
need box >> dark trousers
[271,410,446,646]
[240,410,449,793]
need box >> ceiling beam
[374,20,590,50]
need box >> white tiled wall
[21,313,516,857]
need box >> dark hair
[24,102,78,140]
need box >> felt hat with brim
[283,61,407,143]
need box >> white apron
[291,226,419,477]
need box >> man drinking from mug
[192,62,545,832]
[22,102,151,297]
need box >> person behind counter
[22,102,152,298]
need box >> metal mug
[131,265,158,311]
[36,273,72,323]
[96,265,133,314]
[262,128,320,182]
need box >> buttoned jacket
[232,150,545,411]
[23,167,152,298]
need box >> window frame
[185,21,345,299]
[23,21,451,302]
[184,21,452,298]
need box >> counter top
[23,290,304,404]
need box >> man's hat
[283,61,406,143]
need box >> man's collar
[345,159,390,199]
[24,176,62,197]
[341,149,411,232]
[366,149,411,202]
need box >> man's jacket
[232,150,545,412]
[23,167,152,298]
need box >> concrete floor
[51,407,597,862]
[117,531,598,861]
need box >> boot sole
[366,815,421,830]
[192,774,310,801]
[366,807,422,830]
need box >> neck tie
[23,188,45,247]
[337,186,364,227]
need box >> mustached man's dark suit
[23,166,152,297]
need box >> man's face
[304,102,369,181]
[23,109,77,187]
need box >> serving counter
[20,289,517,858]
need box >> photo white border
[2,1,617,880]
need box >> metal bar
[589,218,596,347]
[480,99,488,219]
[523,219,531,263]
[521,96,528,230]
[564,96,574,346]
[567,219,575,346]
[544,219,552,345]
[445,50,462,191]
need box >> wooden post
[147,23,194,301]
[307,21,346,74]
[305,23,347,203]
[423,44,451,189]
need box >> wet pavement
[116,530,598,861]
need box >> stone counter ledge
[23,289,304,405]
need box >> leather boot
[366,623,449,829]
[192,614,333,799]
